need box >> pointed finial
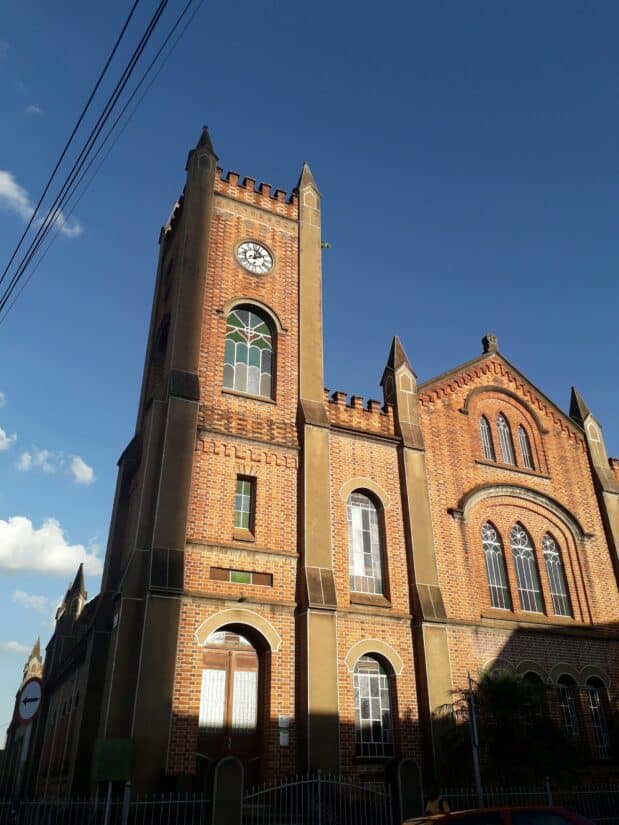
[296,162,319,192]
[70,563,86,597]
[482,332,498,354]
[30,638,41,661]
[383,336,415,376]
[195,125,218,158]
[569,386,591,427]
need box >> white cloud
[0,392,5,407]
[0,170,82,238]
[17,446,95,484]
[16,447,54,472]
[16,451,31,470]
[70,456,95,485]
[24,104,43,115]
[0,426,16,451]
[0,516,102,576]
[0,641,30,655]
[13,590,48,612]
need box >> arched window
[481,522,511,609]
[497,414,516,465]
[523,671,545,718]
[223,307,273,398]
[586,678,609,759]
[353,655,394,758]
[518,426,534,469]
[556,675,580,739]
[542,534,571,617]
[480,416,496,461]
[510,524,544,613]
[347,492,384,595]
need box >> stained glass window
[586,678,609,759]
[234,477,254,531]
[348,492,384,595]
[480,416,496,461]
[542,534,571,617]
[223,308,273,398]
[354,656,394,758]
[557,675,580,739]
[510,524,544,613]
[482,523,511,609]
[497,414,516,465]
[518,426,534,470]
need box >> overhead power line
[0,0,143,291]
[0,0,203,323]
[0,0,204,326]
[0,0,171,317]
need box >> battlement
[159,195,184,244]
[324,388,395,437]
[214,167,299,220]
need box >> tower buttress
[570,387,619,584]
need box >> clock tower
[97,127,337,788]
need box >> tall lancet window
[347,492,384,595]
[518,426,534,470]
[482,523,511,609]
[542,534,571,617]
[497,414,516,465]
[353,656,394,758]
[480,416,496,461]
[510,524,544,613]
[223,307,273,398]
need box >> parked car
[404,806,595,825]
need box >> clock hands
[22,697,38,706]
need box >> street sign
[16,677,43,723]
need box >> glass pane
[231,670,257,730]
[230,570,251,584]
[223,364,234,389]
[199,669,226,729]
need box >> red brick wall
[419,355,619,692]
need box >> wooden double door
[198,633,259,760]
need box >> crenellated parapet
[214,167,299,220]
[324,388,395,437]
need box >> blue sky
[1,0,618,739]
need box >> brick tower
[97,127,337,789]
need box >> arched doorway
[198,629,260,762]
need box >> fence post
[545,776,553,806]
[121,780,131,825]
[317,769,322,825]
[103,780,113,825]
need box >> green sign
[91,738,132,782]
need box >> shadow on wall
[141,708,426,809]
[432,623,619,786]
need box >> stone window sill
[232,528,255,543]
[475,459,550,480]
[222,388,276,405]
[350,592,391,608]
[481,607,578,627]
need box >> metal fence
[242,772,393,825]
[443,783,619,824]
[0,794,211,825]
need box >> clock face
[17,677,42,723]
[236,241,273,275]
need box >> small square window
[234,477,255,532]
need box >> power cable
[0,0,204,326]
[0,0,173,316]
[0,0,143,290]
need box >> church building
[6,127,619,797]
